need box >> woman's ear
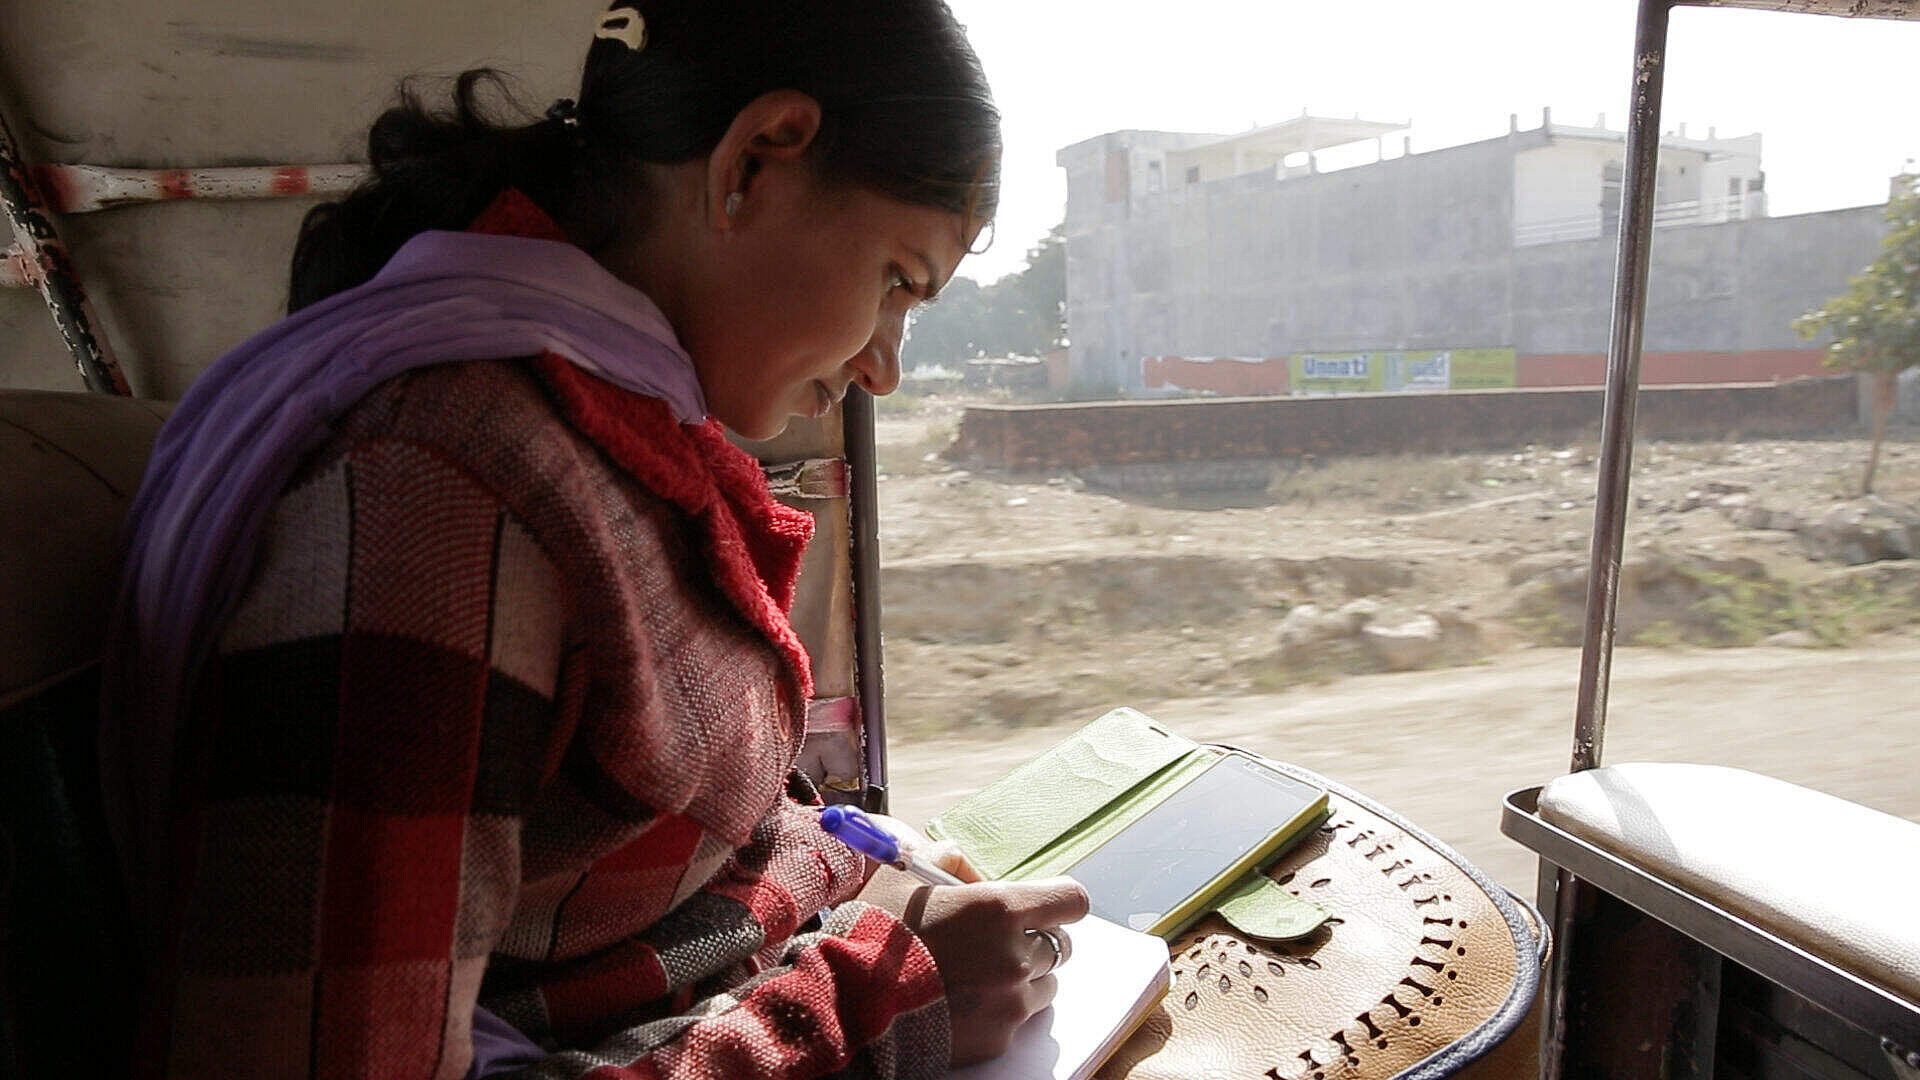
[708,90,824,230]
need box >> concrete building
[1057,110,1883,392]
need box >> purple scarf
[102,226,705,939]
[104,229,707,1074]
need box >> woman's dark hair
[288,0,999,311]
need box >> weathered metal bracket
[27,163,363,215]
[0,106,129,394]
[763,458,851,501]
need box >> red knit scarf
[470,192,817,700]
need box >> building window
[1728,177,1743,196]
[1185,166,1201,185]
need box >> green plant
[1687,567,1793,646]
[1676,564,1915,647]
[1795,173,1920,495]
[1797,574,1912,645]
[1630,619,1686,647]
[1507,599,1581,647]
[1265,454,1486,508]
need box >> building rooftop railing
[1513,192,1763,247]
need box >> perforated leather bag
[1100,758,1548,1080]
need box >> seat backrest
[0,389,167,1079]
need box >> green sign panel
[1446,348,1519,390]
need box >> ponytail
[290,1,1000,312]
[288,71,579,312]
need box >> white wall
[1513,131,1765,243]
[1514,138,1620,239]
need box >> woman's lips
[808,379,833,418]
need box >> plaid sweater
[148,346,948,1078]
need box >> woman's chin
[724,410,791,442]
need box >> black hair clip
[594,7,647,51]
[547,98,582,129]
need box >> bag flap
[928,708,1195,880]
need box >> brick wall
[950,375,1858,472]
[1139,348,1831,396]
[1142,356,1292,395]
[1516,349,1829,387]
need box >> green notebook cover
[927,708,1328,941]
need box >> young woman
[102,3,1086,1077]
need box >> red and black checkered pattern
[142,347,947,1079]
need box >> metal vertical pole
[842,387,890,814]
[1542,3,1671,1077]
[1572,0,1670,776]
[0,104,130,395]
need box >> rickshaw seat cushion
[1538,762,1920,1007]
[0,389,169,709]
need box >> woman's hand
[857,870,1090,1065]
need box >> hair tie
[546,98,581,128]
[546,98,582,129]
[595,6,647,51]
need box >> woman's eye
[889,267,915,296]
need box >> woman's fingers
[1005,876,1091,931]
[1026,926,1071,977]
[864,814,985,883]
[925,839,984,883]
[1023,972,1060,1016]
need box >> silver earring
[724,192,743,217]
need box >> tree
[903,222,1067,368]
[1795,174,1920,496]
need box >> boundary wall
[953,376,1858,472]
[1142,349,1831,397]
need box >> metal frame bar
[28,163,363,216]
[0,106,129,395]
[1,165,366,290]
[1544,6,1673,1065]
[1572,0,1671,778]
[841,387,890,813]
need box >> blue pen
[820,805,967,886]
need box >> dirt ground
[887,642,1920,897]
[867,393,1920,895]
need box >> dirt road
[886,641,1920,896]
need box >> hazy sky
[945,0,1920,284]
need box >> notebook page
[945,914,1171,1080]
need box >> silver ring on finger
[1028,928,1065,978]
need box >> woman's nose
[851,332,902,397]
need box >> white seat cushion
[1538,762,1920,1006]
